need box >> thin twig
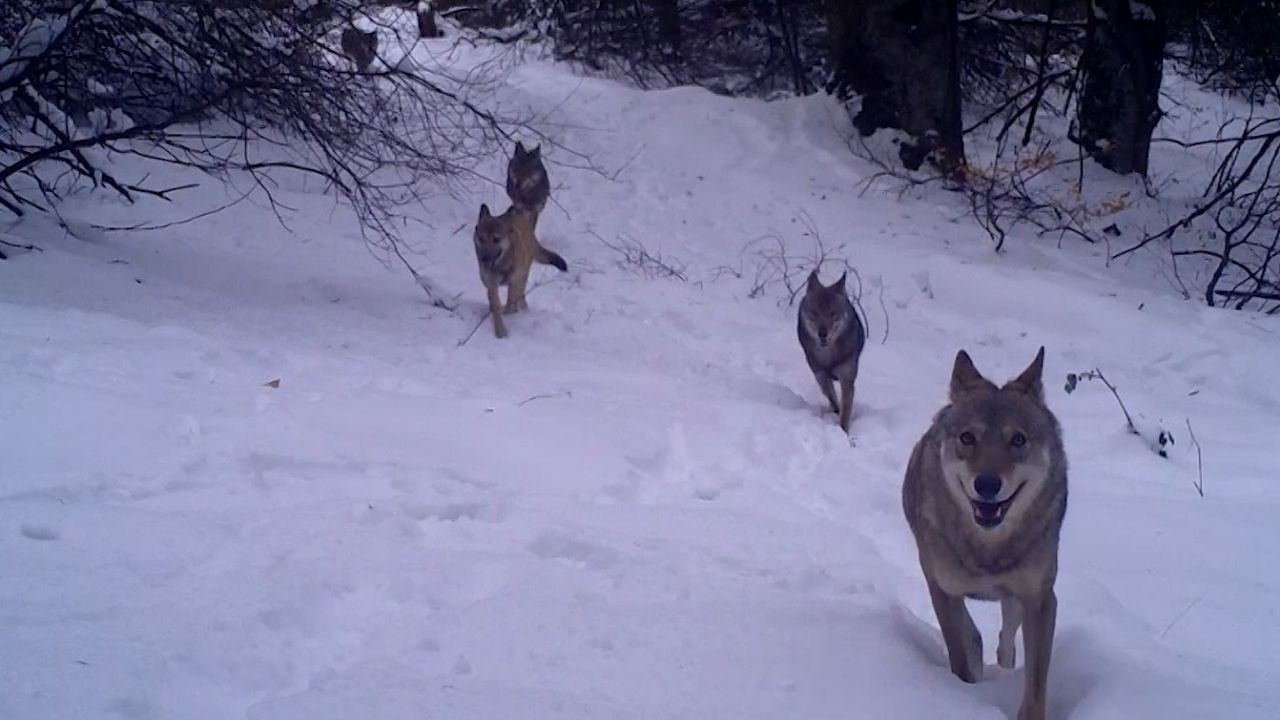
[518,390,573,406]
[876,279,890,345]
[388,237,461,313]
[1159,593,1204,640]
[1089,369,1138,434]
[456,309,490,347]
[1185,418,1205,498]
[0,236,41,255]
[91,190,253,232]
[591,229,687,281]
[1067,368,1137,434]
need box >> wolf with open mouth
[902,347,1068,720]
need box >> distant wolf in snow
[902,347,1068,720]
[797,269,865,432]
[472,203,568,339]
[340,26,377,72]
[506,141,551,230]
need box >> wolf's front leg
[928,578,983,683]
[486,281,507,338]
[998,596,1022,669]
[1017,588,1057,720]
[837,373,855,432]
[812,371,839,415]
[505,267,529,314]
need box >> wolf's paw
[997,639,1016,669]
[1016,699,1046,720]
[949,655,982,684]
[952,663,982,684]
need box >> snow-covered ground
[3,29,1279,720]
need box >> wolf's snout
[974,474,1003,499]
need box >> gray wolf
[797,270,866,432]
[472,203,568,338]
[506,141,551,229]
[902,347,1067,720]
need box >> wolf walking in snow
[506,141,551,230]
[472,203,568,339]
[797,270,865,432]
[902,347,1067,720]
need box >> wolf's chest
[799,328,853,371]
[807,340,844,366]
[929,531,1051,600]
[479,250,516,284]
[935,556,1020,599]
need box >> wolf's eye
[959,431,976,446]
[1010,432,1027,448]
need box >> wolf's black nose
[974,474,1002,499]
[817,328,829,341]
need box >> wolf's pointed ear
[530,144,541,158]
[806,269,822,293]
[1004,346,1046,400]
[479,203,491,219]
[514,141,526,156]
[833,271,847,293]
[950,350,996,400]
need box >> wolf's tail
[537,246,568,272]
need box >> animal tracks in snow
[19,522,60,541]
[404,499,505,524]
[528,532,620,571]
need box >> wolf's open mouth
[969,482,1026,529]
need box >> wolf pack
[474,142,1068,720]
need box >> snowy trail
[3,39,1280,720]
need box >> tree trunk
[1077,0,1167,175]
[829,0,965,176]
[653,0,681,57]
